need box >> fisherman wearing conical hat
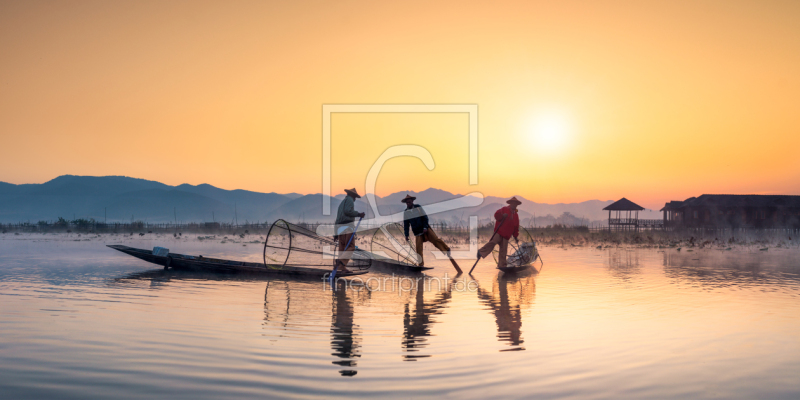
[403,194,462,272]
[477,197,522,269]
[334,188,366,273]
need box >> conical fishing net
[493,226,539,267]
[369,222,421,266]
[263,219,371,270]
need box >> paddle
[329,216,363,286]
[448,255,463,274]
[469,214,507,274]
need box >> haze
[2,0,800,210]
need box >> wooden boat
[107,245,369,278]
[497,264,534,274]
[369,256,433,273]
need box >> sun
[528,110,572,153]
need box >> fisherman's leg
[426,229,450,252]
[498,238,509,268]
[337,234,354,271]
[478,235,502,259]
[415,234,425,266]
[428,229,462,273]
[335,235,345,268]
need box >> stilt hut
[604,198,645,231]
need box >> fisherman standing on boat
[477,197,521,269]
[334,188,365,273]
[403,194,461,272]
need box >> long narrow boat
[368,256,433,273]
[107,245,369,278]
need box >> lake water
[2,234,800,399]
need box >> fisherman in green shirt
[334,188,365,273]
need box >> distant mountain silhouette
[0,175,292,223]
[0,175,661,224]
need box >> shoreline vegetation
[3,220,799,250]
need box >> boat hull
[497,264,533,274]
[370,258,432,273]
[107,245,368,278]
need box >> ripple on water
[1,236,800,398]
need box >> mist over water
[1,234,799,399]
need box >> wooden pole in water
[448,255,462,273]
[469,215,507,274]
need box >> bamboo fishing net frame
[492,226,539,267]
[368,222,421,266]
[263,219,371,270]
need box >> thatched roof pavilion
[603,198,645,212]
[604,198,645,231]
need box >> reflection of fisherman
[403,276,455,359]
[402,194,459,270]
[477,197,521,269]
[334,188,366,273]
[475,275,530,348]
[331,284,360,376]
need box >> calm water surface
[1,234,800,399]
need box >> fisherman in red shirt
[477,197,521,268]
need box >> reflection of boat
[107,245,368,278]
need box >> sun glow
[528,110,572,154]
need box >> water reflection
[475,271,536,351]
[262,279,364,376]
[8,238,800,397]
[662,250,800,289]
[116,268,541,362]
[115,268,285,284]
[606,250,642,281]
[402,273,459,360]
[330,282,361,376]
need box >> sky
[1,0,799,209]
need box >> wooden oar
[469,215,507,274]
[448,255,463,274]
[329,217,363,285]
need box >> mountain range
[0,175,662,224]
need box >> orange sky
[1,0,799,209]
